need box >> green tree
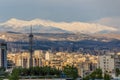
[0,78,3,80]
[9,66,62,79]
[94,68,103,79]
[0,67,5,76]
[83,68,103,80]
[9,68,19,80]
[104,73,111,80]
[115,68,120,77]
[63,65,78,79]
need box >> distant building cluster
[0,39,120,78]
[6,50,120,78]
[7,50,97,77]
[0,30,120,78]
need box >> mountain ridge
[0,18,117,34]
[1,31,120,52]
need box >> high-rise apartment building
[0,40,7,69]
[98,54,115,73]
[114,53,120,70]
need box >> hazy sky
[0,0,120,27]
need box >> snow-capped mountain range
[0,18,118,34]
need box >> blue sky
[0,0,120,28]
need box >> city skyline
[0,1,120,79]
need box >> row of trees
[18,66,61,76]
[9,65,78,80]
[7,67,120,80]
[83,68,111,80]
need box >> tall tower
[29,26,34,67]
[0,40,7,69]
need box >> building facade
[0,41,7,69]
[114,53,120,70]
[98,55,115,73]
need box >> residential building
[114,52,120,70]
[0,40,7,69]
[98,54,115,73]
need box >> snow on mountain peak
[0,18,118,33]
